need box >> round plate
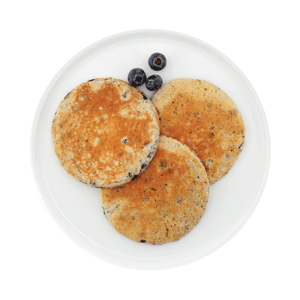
[30,29,270,270]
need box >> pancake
[52,78,160,188]
[100,136,209,245]
[152,79,245,185]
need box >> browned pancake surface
[52,78,159,188]
[100,136,209,245]
[152,79,245,184]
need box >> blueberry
[146,74,163,91]
[128,68,147,87]
[148,53,167,71]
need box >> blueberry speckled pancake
[52,78,160,188]
[100,136,209,245]
[152,79,245,185]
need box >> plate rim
[30,29,271,270]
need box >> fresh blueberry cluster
[128,52,167,92]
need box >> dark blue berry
[146,74,163,91]
[148,53,167,71]
[128,68,147,87]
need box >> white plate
[30,29,270,270]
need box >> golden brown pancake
[100,136,209,245]
[152,79,245,184]
[52,78,159,188]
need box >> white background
[1,1,299,299]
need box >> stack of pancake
[52,77,245,245]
